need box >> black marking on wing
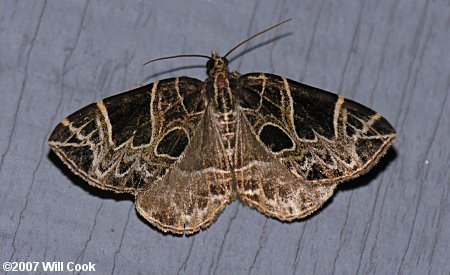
[287,79,338,140]
[103,84,153,147]
[259,124,293,153]
[156,128,189,158]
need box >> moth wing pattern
[234,73,396,219]
[48,77,206,194]
[136,107,234,234]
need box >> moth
[48,20,396,234]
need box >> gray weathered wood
[1,0,449,274]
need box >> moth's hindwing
[48,77,206,194]
[234,73,396,220]
[136,107,234,234]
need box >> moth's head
[206,50,229,77]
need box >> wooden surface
[1,0,449,274]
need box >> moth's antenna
[143,19,292,66]
[143,54,211,66]
[224,18,292,58]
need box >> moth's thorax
[205,51,238,113]
[210,72,237,113]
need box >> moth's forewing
[48,77,205,194]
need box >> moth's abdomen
[215,111,238,161]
